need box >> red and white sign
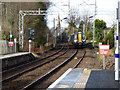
[99,45,109,55]
[8,41,14,47]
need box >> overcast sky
[46,0,118,29]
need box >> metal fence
[0,40,17,55]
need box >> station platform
[48,68,120,89]
[0,52,29,59]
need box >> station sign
[99,45,109,55]
[8,41,14,47]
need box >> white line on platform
[48,68,73,89]
[0,52,30,59]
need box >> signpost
[8,41,14,47]
[14,38,17,53]
[28,29,35,53]
[99,45,110,69]
[29,40,31,53]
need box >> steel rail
[22,49,77,90]
[2,46,68,84]
[3,46,64,75]
[73,50,86,69]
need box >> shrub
[102,26,115,48]
[85,30,93,40]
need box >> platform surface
[48,68,120,89]
[0,52,29,59]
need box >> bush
[85,30,93,40]
[102,26,115,48]
[35,33,46,47]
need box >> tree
[2,2,50,49]
[102,26,115,48]
[79,20,83,31]
[95,19,106,29]
[67,8,81,28]
[85,30,93,40]
[95,19,107,43]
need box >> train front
[74,32,86,46]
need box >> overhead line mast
[93,0,97,47]
[19,8,47,49]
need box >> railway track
[2,46,64,82]
[3,46,63,74]
[22,49,86,90]
[2,45,69,89]
[3,46,86,90]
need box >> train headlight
[74,40,77,42]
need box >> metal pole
[68,0,70,16]
[39,8,40,15]
[53,18,56,47]
[10,30,11,41]
[0,2,2,40]
[55,30,56,47]
[22,15,24,49]
[115,1,119,81]
[93,16,95,47]
[47,33,49,45]
[103,55,106,69]
[29,40,31,53]
[83,24,85,33]
[61,32,62,41]
[93,0,96,47]
[14,38,16,53]
[10,30,12,53]
[19,11,21,46]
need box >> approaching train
[69,32,86,47]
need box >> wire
[50,3,68,15]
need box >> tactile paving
[73,68,91,88]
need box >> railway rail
[2,46,65,83]
[3,45,86,90]
[3,46,63,74]
[2,45,69,89]
[22,50,86,90]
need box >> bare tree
[81,9,91,32]
[67,7,81,27]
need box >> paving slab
[85,70,119,89]
[48,68,120,89]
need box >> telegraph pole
[93,0,96,47]
[53,18,56,47]
[83,24,85,33]
[47,33,49,45]
[115,0,119,81]
[68,0,70,33]
[68,0,70,16]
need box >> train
[69,32,86,47]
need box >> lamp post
[60,17,68,41]
[89,16,95,46]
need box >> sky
[46,0,118,29]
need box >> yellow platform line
[73,68,91,88]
